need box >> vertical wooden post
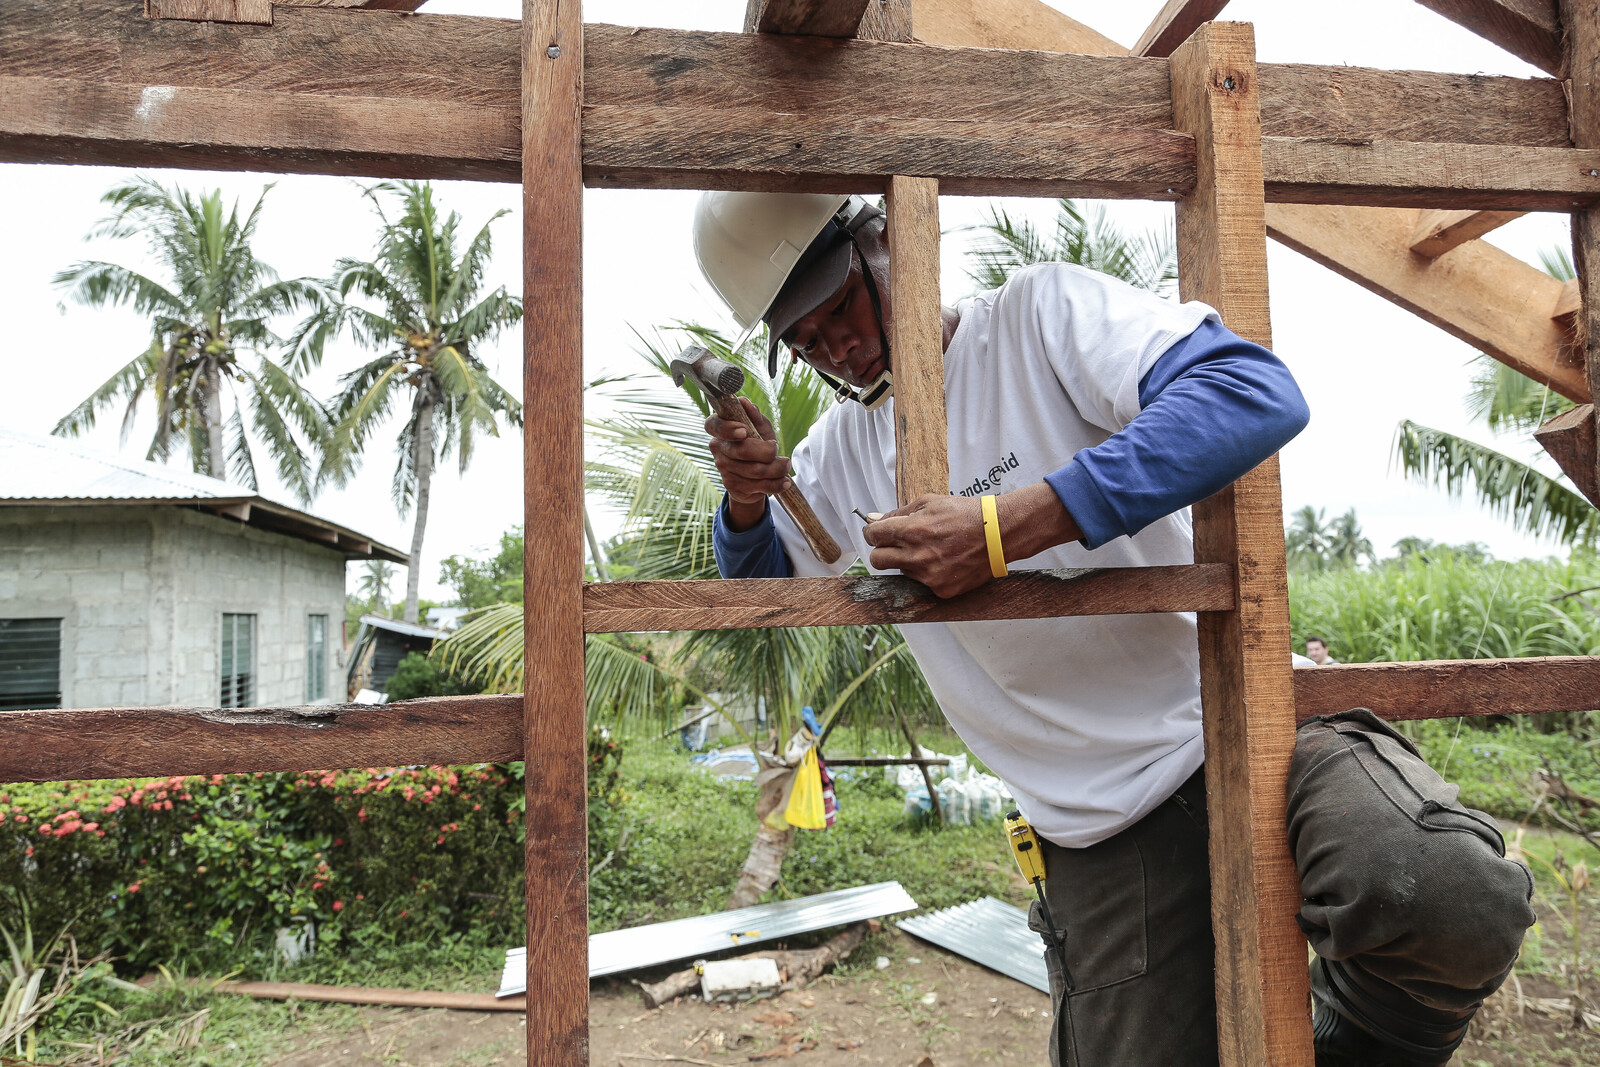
[1562,0,1600,493]
[1169,23,1312,1067]
[884,175,948,506]
[858,0,914,41]
[522,0,589,1064]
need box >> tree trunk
[727,821,794,911]
[202,363,226,480]
[404,396,435,624]
[727,763,797,909]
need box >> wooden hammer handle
[716,397,842,565]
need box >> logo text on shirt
[956,452,1020,497]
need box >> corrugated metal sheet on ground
[497,880,917,994]
[897,896,1050,993]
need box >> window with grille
[220,613,255,708]
[306,614,328,702]
[0,618,62,711]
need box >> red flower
[127,883,141,893]
[24,845,33,857]
[332,900,344,912]
[13,814,27,823]
[82,822,98,832]
[472,803,481,811]
[105,796,126,813]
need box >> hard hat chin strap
[810,198,894,411]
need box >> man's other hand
[863,494,990,599]
[707,397,791,530]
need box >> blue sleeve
[712,496,793,579]
[1043,319,1310,550]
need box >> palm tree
[964,198,1178,296]
[356,560,394,615]
[1392,246,1599,548]
[295,181,523,623]
[53,179,329,500]
[1285,505,1332,572]
[1326,508,1374,569]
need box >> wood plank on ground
[1171,22,1313,1066]
[521,0,588,1063]
[0,696,523,783]
[743,0,872,37]
[1134,0,1231,57]
[1410,209,1528,257]
[581,565,1236,633]
[214,981,525,1011]
[1294,656,1600,720]
[885,176,949,505]
[1412,0,1563,75]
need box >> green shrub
[383,651,478,701]
[0,765,524,974]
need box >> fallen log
[637,922,867,1009]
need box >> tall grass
[1288,551,1600,663]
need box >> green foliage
[381,651,478,702]
[585,740,1022,933]
[0,767,525,975]
[1286,505,1373,573]
[1409,719,1600,835]
[53,179,330,497]
[1393,420,1599,547]
[962,198,1177,296]
[1288,551,1600,665]
[438,527,525,608]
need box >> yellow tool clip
[1005,809,1047,885]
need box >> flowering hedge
[0,764,526,973]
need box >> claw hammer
[669,346,842,565]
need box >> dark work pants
[1029,709,1535,1067]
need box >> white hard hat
[692,191,852,337]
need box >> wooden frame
[4,1,1600,1064]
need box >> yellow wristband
[980,494,1008,578]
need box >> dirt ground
[265,922,1600,1067]
[272,926,1050,1067]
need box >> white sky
[0,0,1583,603]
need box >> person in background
[1306,636,1339,665]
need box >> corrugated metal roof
[0,427,406,563]
[897,897,1050,993]
[0,426,259,502]
[358,615,444,640]
[497,881,918,993]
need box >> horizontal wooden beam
[1295,656,1600,721]
[743,0,872,37]
[1268,204,1590,403]
[1262,138,1600,211]
[581,564,1236,633]
[1412,0,1563,76]
[1535,402,1600,505]
[1134,0,1231,58]
[1,3,1586,202]
[1410,208,1528,256]
[0,695,522,783]
[9,658,1595,785]
[581,105,1197,199]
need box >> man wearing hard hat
[692,191,1532,1067]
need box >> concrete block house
[0,428,404,711]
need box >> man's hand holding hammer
[706,397,792,532]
